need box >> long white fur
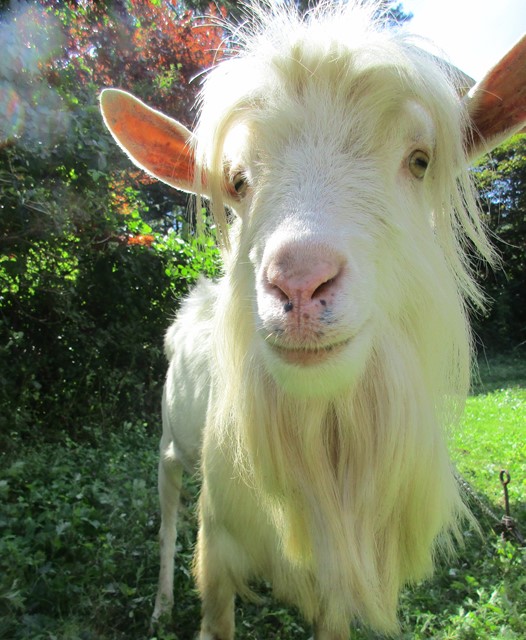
[155,2,497,638]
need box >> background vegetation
[1,1,524,639]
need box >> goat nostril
[313,278,335,300]
[268,282,289,303]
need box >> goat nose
[265,252,343,310]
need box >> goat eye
[232,172,249,197]
[408,150,430,179]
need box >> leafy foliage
[41,0,226,125]
[472,135,526,352]
[0,0,222,446]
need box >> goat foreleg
[151,453,183,626]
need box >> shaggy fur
[99,1,526,638]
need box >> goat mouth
[269,338,351,366]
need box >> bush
[0,228,220,450]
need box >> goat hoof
[149,608,172,637]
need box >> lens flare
[0,4,67,148]
[0,85,25,141]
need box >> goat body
[100,3,526,638]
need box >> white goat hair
[100,2,526,638]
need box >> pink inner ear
[101,90,242,201]
[101,90,196,189]
[467,34,526,152]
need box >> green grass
[1,357,525,640]
[456,390,526,507]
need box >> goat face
[226,96,437,397]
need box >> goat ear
[465,34,526,159]
[100,88,197,193]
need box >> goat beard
[209,267,471,634]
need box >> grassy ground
[1,356,525,639]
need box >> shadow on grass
[472,351,526,394]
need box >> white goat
[100,2,526,638]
